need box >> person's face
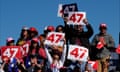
[100,28,106,34]
[31,57,37,65]
[78,25,83,31]
[31,32,35,37]
[37,69,42,72]
[57,27,63,32]
[18,69,22,72]
[10,42,14,46]
[23,30,28,36]
[33,42,38,47]
[39,36,45,44]
[74,25,83,32]
[8,41,14,46]
[53,54,59,60]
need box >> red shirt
[39,48,47,59]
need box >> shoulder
[94,33,100,37]
[105,33,113,37]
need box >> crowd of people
[0,17,118,72]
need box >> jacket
[69,24,93,48]
[45,45,67,72]
[91,33,115,59]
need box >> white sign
[67,12,86,25]
[44,32,65,46]
[67,45,88,62]
[57,4,63,17]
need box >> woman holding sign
[45,45,67,72]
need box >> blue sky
[0,0,119,47]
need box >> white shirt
[45,45,66,72]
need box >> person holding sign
[39,25,55,48]
[45,45,67,72]
[69,18,93,49]
[63,17,93,58]
[2,37,15,62]
[6,37,15,46]
[91,23,115,72]
[63,16,94,71]
[39,25,55,49]
[55,25,66,55]
[0,37,14,72]
[1,37,24,72]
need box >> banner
[67,12,86,25]
[44,32,65,46]
[57,4,63,17]
[67,45,88,61]
[1,46,22,60]
[62,3,78,17]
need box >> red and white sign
[44,32,65,46]
[57,4,63,17]
[96,42,104,49]
[67,45,88,61]
[21,42,30,56]
[1,46,22,60]
[96,37,104,49]
[88,61,98,70]
[67,12,86,25]
[116,45,120,54]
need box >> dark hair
[52,50,61,59]
[55,25,64,32]
[20,29,30,39]
[30,54,38,59]
[31,31,38,35]
[29,40,40,54]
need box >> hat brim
[100,27,107,30]
[8,40,14,43]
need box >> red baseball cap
[99,23,107,30]
[32,37,39,43]
[46,26,55,32]
[29,27,38,32]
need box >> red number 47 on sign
[70,48,87,59]
[67,12,86,25]
[67,45,88,62]
[44,32,65,46]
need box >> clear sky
[0,0,119,47]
